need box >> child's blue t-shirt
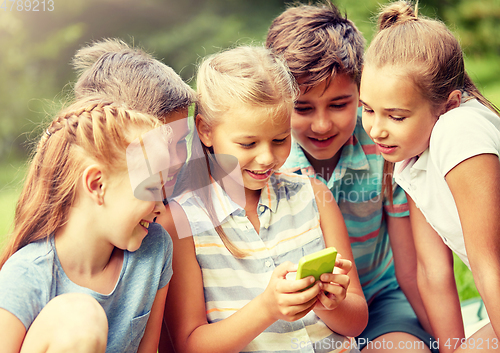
[0,222,172,353]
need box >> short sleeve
[430,108,500,176]
[0,259,48,330]
[384,183,409,217]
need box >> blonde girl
[160,46,368,353]
[0,97,174,353]
[360,2,500,352]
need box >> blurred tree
[0,0,498,161]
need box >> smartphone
[296,247,338,281]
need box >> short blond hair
[73,38,195,121]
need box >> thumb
[273,261,298,279]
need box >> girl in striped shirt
[159,46,368,353]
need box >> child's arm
[161,201,321,353]
[309,178,368,337]
[137,284,169,353]
[386,215,432,334]
[408,194,464,353]
[445,153,500,339]
[0,309,26,353]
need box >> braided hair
[0,97,161,268]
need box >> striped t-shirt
[282,116,409,302]
[174,172,358,353]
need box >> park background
[1,0,499,301]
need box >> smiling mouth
[166,175,174,182]
[139,220,150,229]
[311,136,334,142]
[247,168,273,179]
[251,169,271,175]
[377,143,396,148]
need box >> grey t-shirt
[0,222,172,353]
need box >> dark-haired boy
[267,3,438,352]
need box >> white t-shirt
[394,98,500,268]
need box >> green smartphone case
[296,247,338,281]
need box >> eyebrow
[296,94,353,104]
[359,99,411,114]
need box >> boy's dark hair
[266,1,365,90]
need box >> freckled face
[360,65,440,162]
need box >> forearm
[314,293,368,337]
[397,273,432,335]
[471,266,500,339]
[387,215,432,333]
[180,293,276,353]
[417,263,464,353]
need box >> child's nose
[153,201,164,215]
[367,115,388,140]
[311,111,332,134]
[256,145,275,166]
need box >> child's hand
[314,255,352,311]
[261,261,320,322]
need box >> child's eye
[390,115,406,122]
[273,136,289,144]
[362,106,374,114]
[238,142,255,148]
[330,103,347,109]
[294,106,312,113]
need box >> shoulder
[2,240,54,274]
[430,99,500,174]
[0,241,54,329]
[432,99,500,140]
[133,223,173,268]
[139,222,172,252]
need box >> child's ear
[444,89,462,113]
[82,165,105,205]
[196,114,213,148]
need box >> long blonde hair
[366,1,500,201]
[0,97,161,268]
[189,46,297,258]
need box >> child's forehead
[298,74,359,100]
[225,104,290,126]
[297,72,357,95]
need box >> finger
[316,289,339,310]
[319,273,350,289]
[333,257,352,274]
[273,261,299,279]
[283,296,318,321]
[277,275,316,293]
[319,282,347,300]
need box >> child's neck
[54,206,124,295]
[244,187,262,234]
[305,147,343,182]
